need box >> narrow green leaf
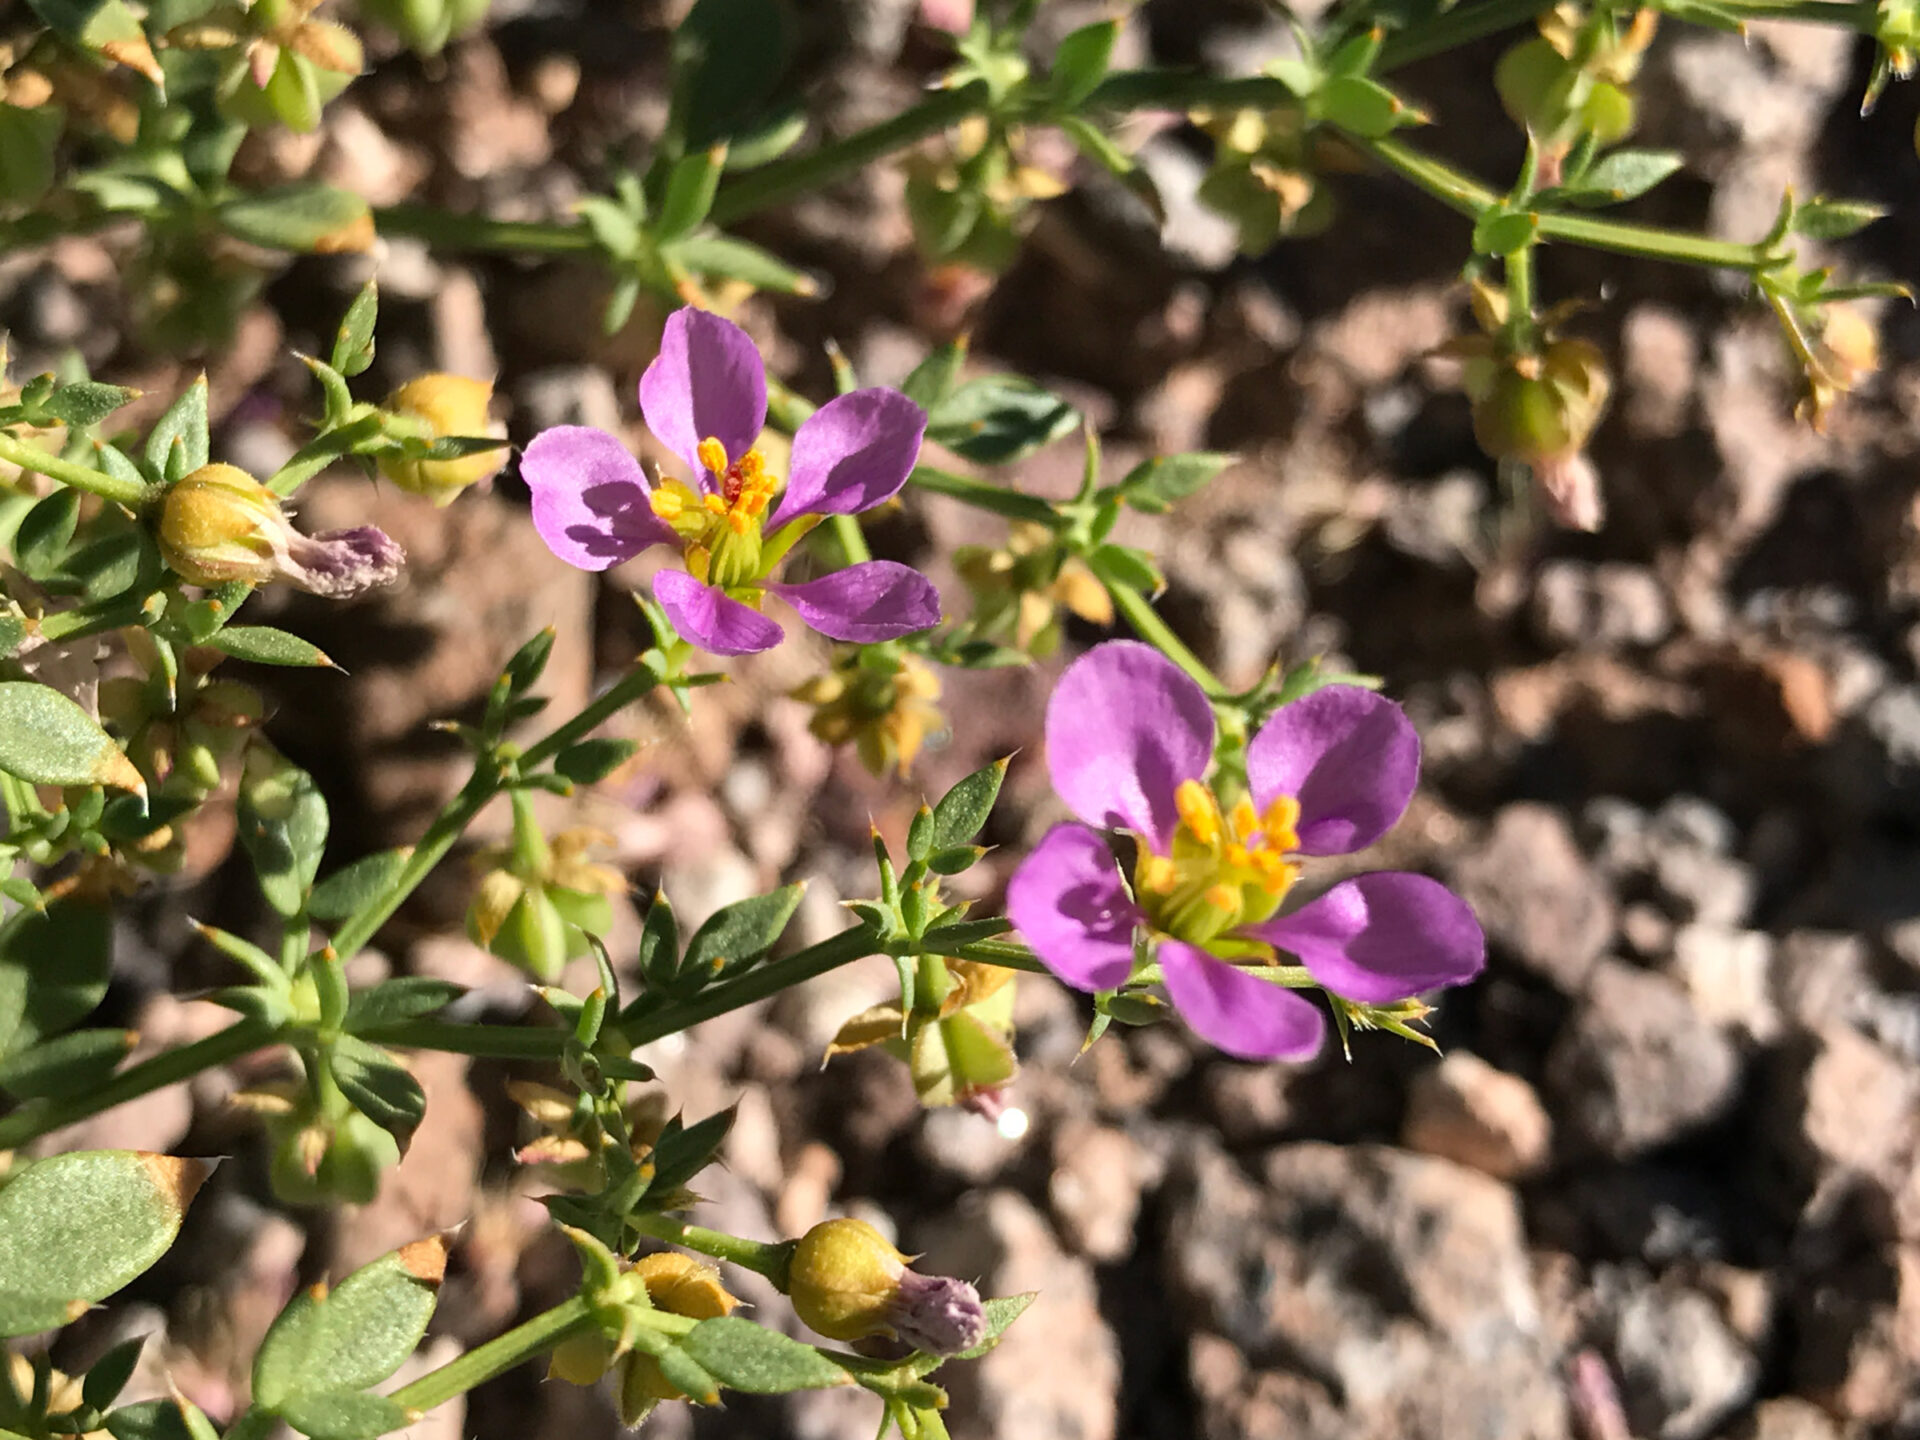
[0,683,144,793]
[41,382,139,430]
[1113,452,1234,514]
[900,340,967,413]
[656,145,727,241]
[328,1036,426,1147]
[344,977,464,1033]
[635,891,680,992]
[926,377,1080,465]
[14,489,82,578]
[1471,207,1539,257]
[1318,75,1414,138]
[1051,20,1117,108]
[0,898,113,1058]
[331,281,379,378]
[929,758,1007,851]
[0,1026,136,1100]
[678,1317,853,1393]
[671,0,793,150]
[0,1151,209,1337]
[237,750,329,918]
[667,232,818,295]
[1568,148,1683,205]
[553,737,638,787]
[83,1336,148,1412]
[207,626,335,667]
[1791,198,1887,240]
[215,186,373,254]
[143,376,210,482]
[682,884,806,982]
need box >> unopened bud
[378,374,504,505]
[787,1217,987,1356]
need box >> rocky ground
[12,0,1920,1437]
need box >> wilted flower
[1006,642,1484,1061]
[787,1217,987,1356]
[955,520,1112,657]
[378,373,505,504]
[159,462,404,597]
[523,308,941,656]
[1784,299,1880,432]
[469,814,626,982]
[792,648,946,776]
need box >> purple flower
[1005,641,1484,1061]
[521,308,941,655]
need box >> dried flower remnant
[158,462,404,597]
[1006,642,1484,1061]
[522,308,942,655]
[787,1217,988,1356]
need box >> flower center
[649,436,783,589]
[1132,779,1302,947]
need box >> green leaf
[237,751,329,918]
[215,185,373,254]
[331,280,379,378]
[929,758,1007,852]
[1090,541,1162,594]
[0,898,113,1059]
[1471,207,1539,256]
[656,145,727,242]
[345,978,464,1034]
[1318,75,1415,137]
[1791,198,1887,241]
[0,682,144,793]
[900,341,967,413]
[14,489,82,579]
[0,103,61,207]
[0,1026,136,1101]
[667,233,817,295]
[954,1292,1036,1360]
[1113,452,1234,514]
[635,891,680,991]
[926,377,1080,465]
[252,1239,446,1408]
[679,1317,854,1393]
[0,1150,209,1337]
[682,884,806,982]
[208,626,335,668]
[83,1336,148,1412]
[143,376,209,482]
[42,381,139,430]
[502,628,555,695]
[626,1329,720,1405]
[646,1106,736,1195]
[328,1035,426,1147]
[672,0,793,150]
[308,849,410,921]
[1567,148,1683,205]
[553,737,639,787]
[277,1392,413,1440]
[106,1399,208,1440]
[1051,20,1117,108]
[70,528,157,602]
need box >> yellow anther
[1261,795,1302,852]
[697,437,729,477]
[1138,855,1177,894]
[736,450,764,482]
[703,493,727,517]
[650,489,684,521]
[1258,861,1299,897]
[1225,843,1251,869]
[1175,779,1222,848]
[1229,797,1260,841]
[726,510,751,535]
[685,544,711,583]
[1203,883,1239,913]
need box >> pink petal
[638,308,767,480]
[1246,685,1419,856]
[652,569,783,655]
[522,426,672,571]
[1047,641,1215,852]
[767,561,941,643]
[1159,941,1325,1061]
[1244,872,1486,1004]
[1005,823,1142,992]
[768,388,927,530]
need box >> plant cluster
[0,0,1907,1434]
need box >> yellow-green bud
[378,374,504,505]
[787,1218,987,1356]
[613,1253,739,1421]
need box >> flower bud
[159,463,404,598]
[378,374,504,505]
[793,651,945,778]
[787,1218,987,1356]
[613,1254,741,1422]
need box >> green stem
[922,935,1052,976]
[329,661,665,963]
[0,1017,276,1150]
[0,433,151,509]
[908,464,1062,527]
[628,1213,796,1288]
[1086,551,1226,699]
[621,925,878,1046]
[388,1296,594,1413]
[355,1020,567,1059]
[828,513,872,565]
[709,82,991,227]
[1375,0,1555,69]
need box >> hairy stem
[0,433,151,509]
[388,1296,594,1413]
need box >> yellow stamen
[650,489,684,521]
[1203,883,1239,913]
[697,437,728,477]
[1138,855,1177,894]
[1229,796,1260,841]
[727,510,751,535]
[703,493,727,517]
[685,544,711,582]
[1175,779,1222,848]
[1262,794,1302,852]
